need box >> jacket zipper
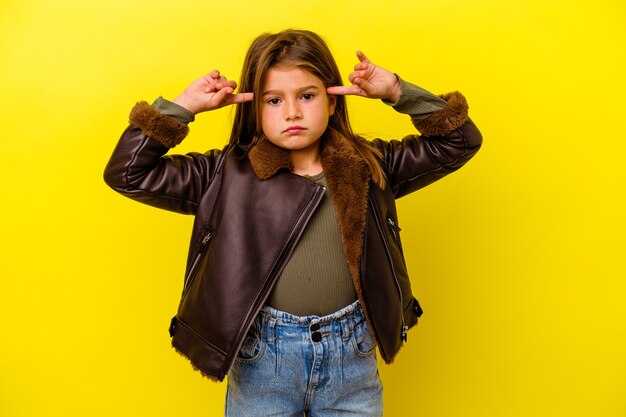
[388,217,401,232]
[387,217,407,267]
[388,218,409,341]
[226,183,326,374]
[369,197,408,343]
[183,231,212,293]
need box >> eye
[301,93,315,101]
[266,97,282,105]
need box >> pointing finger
[228,92,254,104]
[327,85,361,96]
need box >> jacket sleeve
[103,101,224,215]
[372,79,483,198]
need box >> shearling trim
[412,91,469,137]
[320,130,371,319]
[172,345,223,382]
[247,137,293,180]
[129,101,189,148]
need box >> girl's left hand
[327,51,401,103]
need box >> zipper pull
[201,232,212,246]
[401,325,408,342]
[387,218,401,232]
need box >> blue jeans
[225,300,383,417]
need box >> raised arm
[103,70,253,214]
[327,51,482,198]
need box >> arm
[103,70,253,214]
[374,80,482,198]
[327,52,482,198]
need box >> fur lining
[412,91,469,136]
[129,101,189,148]
[172,346,223,382]
[247,137,293,179]
[319,130,370,310]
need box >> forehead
[262,66,324,90]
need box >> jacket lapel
[247,137,293,180]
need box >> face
[260,66,335,156]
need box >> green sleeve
[384,76,447,121]
[150,96,196,125]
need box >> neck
[290,146,323,177]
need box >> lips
[283,125,306,134]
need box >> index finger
[326,85,361,96]
[228,92,254,104]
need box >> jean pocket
[235,326,266,364]
[351,320,377,357]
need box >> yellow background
[1,0,625,416]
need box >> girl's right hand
[173,70,253,115]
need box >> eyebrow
[262,85,320,97]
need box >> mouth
[283,126,307,134]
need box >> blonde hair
[230,29,385,188]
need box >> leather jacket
[104,90,482,381]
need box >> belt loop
[340,316,351,342]
[267,317,276,345]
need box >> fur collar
[248,129,371,304]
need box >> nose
[284,99,302,120]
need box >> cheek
[260,108,273,131]
[318,102,333,121]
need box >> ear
[328,94,336,116]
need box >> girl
[104,29,481,416]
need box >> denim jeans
[225,300,383,417]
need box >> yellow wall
[1,1,625,416]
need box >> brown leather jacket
[104,91,482,381]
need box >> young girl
[104,29,481,416]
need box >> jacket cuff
[129,101,189,148]
[412,91,469,136]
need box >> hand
[173,70,253,114]
[327,51,401,103]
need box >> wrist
[388,85,401,104]
[173,93,198,115]
[386,75,402,104]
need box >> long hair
[229,32,277,147]
[230,29,385,188]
